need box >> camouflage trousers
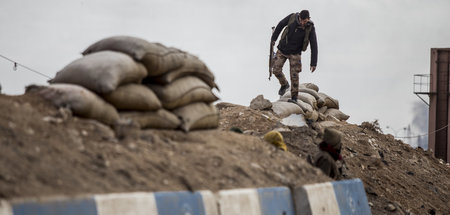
[272,50,302,97]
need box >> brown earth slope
[0,93,449,214]
[218,102,450,215]
[0,93,329,197]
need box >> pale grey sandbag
[173,102,219,132]
[271,101,304,118]
[318,92,340,109]
[102,84,161,111]
[299,87,320,100]
[146,53,219,90]
[305,110,319,122]
[38,84,119,125]
[318,106,328,114]
[281,91,317,108]
[82,36,186,76]
[298,92,318,110]
[49,51,147,94]
[299,83,319,92]
[120,109,180,129]
[324,108,349,121]
[148,76,219,110]
[278,98,313,113]
[299,87,324,107]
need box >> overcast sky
[1,0,449,143]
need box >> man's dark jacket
[271,13,318,66]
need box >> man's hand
[310,66,316,73]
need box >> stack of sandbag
[43,36,219,131]
[272,83,349,122]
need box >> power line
[395,124,450,139]
[0,53,52,80]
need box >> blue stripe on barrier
[331,179,372,215]
[257,187,295,215]
[154,191,206,215]
[12,197,97,215]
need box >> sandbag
[318,106,328,114]
[148,76,218,110]
[120,109,180,129]
[299,87,320,100]
[82,36,186,76]
[173,102,219,132]
[271,101,304,118]
[296,99,314,113]
[325,108,349,121]
[102,84,161,111]
[318,92,340,109]
[38,84,119,125]
[298,92,318,109]
[300,83,319,92]
[49,51,147,94]
[144,53,218,90]
[281,91,317,109]
[299,88,324,107]
[277,98,313,113]
[305,110,319,122]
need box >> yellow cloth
[263,130,287,151]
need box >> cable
[395,124,450,139]
[0,53,52,80]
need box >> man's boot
[278,84,290,96]
[288,95,297,103]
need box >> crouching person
[314,128,344,179]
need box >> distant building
[427,48,450,162]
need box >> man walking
[271,10,318,103]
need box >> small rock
[58,107,72,120]
[368,166,377,170]
[127,143,137,150]
[8,122,16,129]
[250,162,262,170]
[81,130,88,136]
[249,95,272,110]
[163,179,169,185]
[42,116,63,124]
[26,128,35,135]
[243,130,256,135]
[386,203,396,211]
[368,202,373,207]
[78,144,85,152]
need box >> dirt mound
[0,93,449,214]
[218,103,450,215]
[0,93,329,199]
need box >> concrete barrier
[218,187,295,215]
[0,179,370,215]
[2,196,97,215]
[0,191,217,215]
[153,190,218,215]
[294,178,371,215]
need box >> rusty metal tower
[415,48,450,162]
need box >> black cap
[300,10,310,19]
